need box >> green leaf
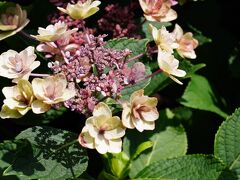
[0,140,26,175]
[135,155,235,179]
[179,74,228,118]
[141,19,171,40]
[3,126,88,180]
[132,141,153,160]
[214,108,240,177]
[98,170,119,180]
[123,109,187,178]
[179,60,205,78]
[105,37,149,61]
[144,72,169,96]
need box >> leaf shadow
[5,126,88,179]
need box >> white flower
[31,74,76,114]
[158,50,186,84]
[31,21,78,42]
[0,46,39,82]
[58,0,101,20]
[139,0,177,22]
[172,24,199,59]
[0,80,34,119]
[79,102,125,154]
[149,24,178,53]
[0,4,30,41]
[122,89,159,132]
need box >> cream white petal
[3,99,26,109]
[168,74,184,85]
[170,69,186,77]
[0,105,22,119]
[78,127,95,149]
[132,118,145,132]
[95,135,109,154]
[88,125,99,138]
[17,107,31,115]
[122,106,135,129]
[2,87,15,98]
[173,24,183,41]
[141,109,159,122]
[31,100,51,114]
[180,50,197,59]
[32,78,45,100]
[104,127,125,140]
[108,139,122,153]
[159,9,178,22]
[93,102,112,118]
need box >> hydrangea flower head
[79,102,125,154]
[172,24,199,59]
[149,24,178,53]
[122,89,159,132]
[0,46,39,83]
[31,21,78,42]
[139,0,177,22]
[57,0,101,20]
[0,80,34,119]
[0,4,29,41]
[158,50,186,84]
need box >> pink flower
[139,0,178,22]
[122,89,159,132]
[0,46,39,82]
[172,24,198,59]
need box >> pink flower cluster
[48,34,145,115]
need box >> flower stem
[30,73,50,77]
[19,30,38,42]
[125,53,145,63]
[134,68,163,84]
[82,24,91,44]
